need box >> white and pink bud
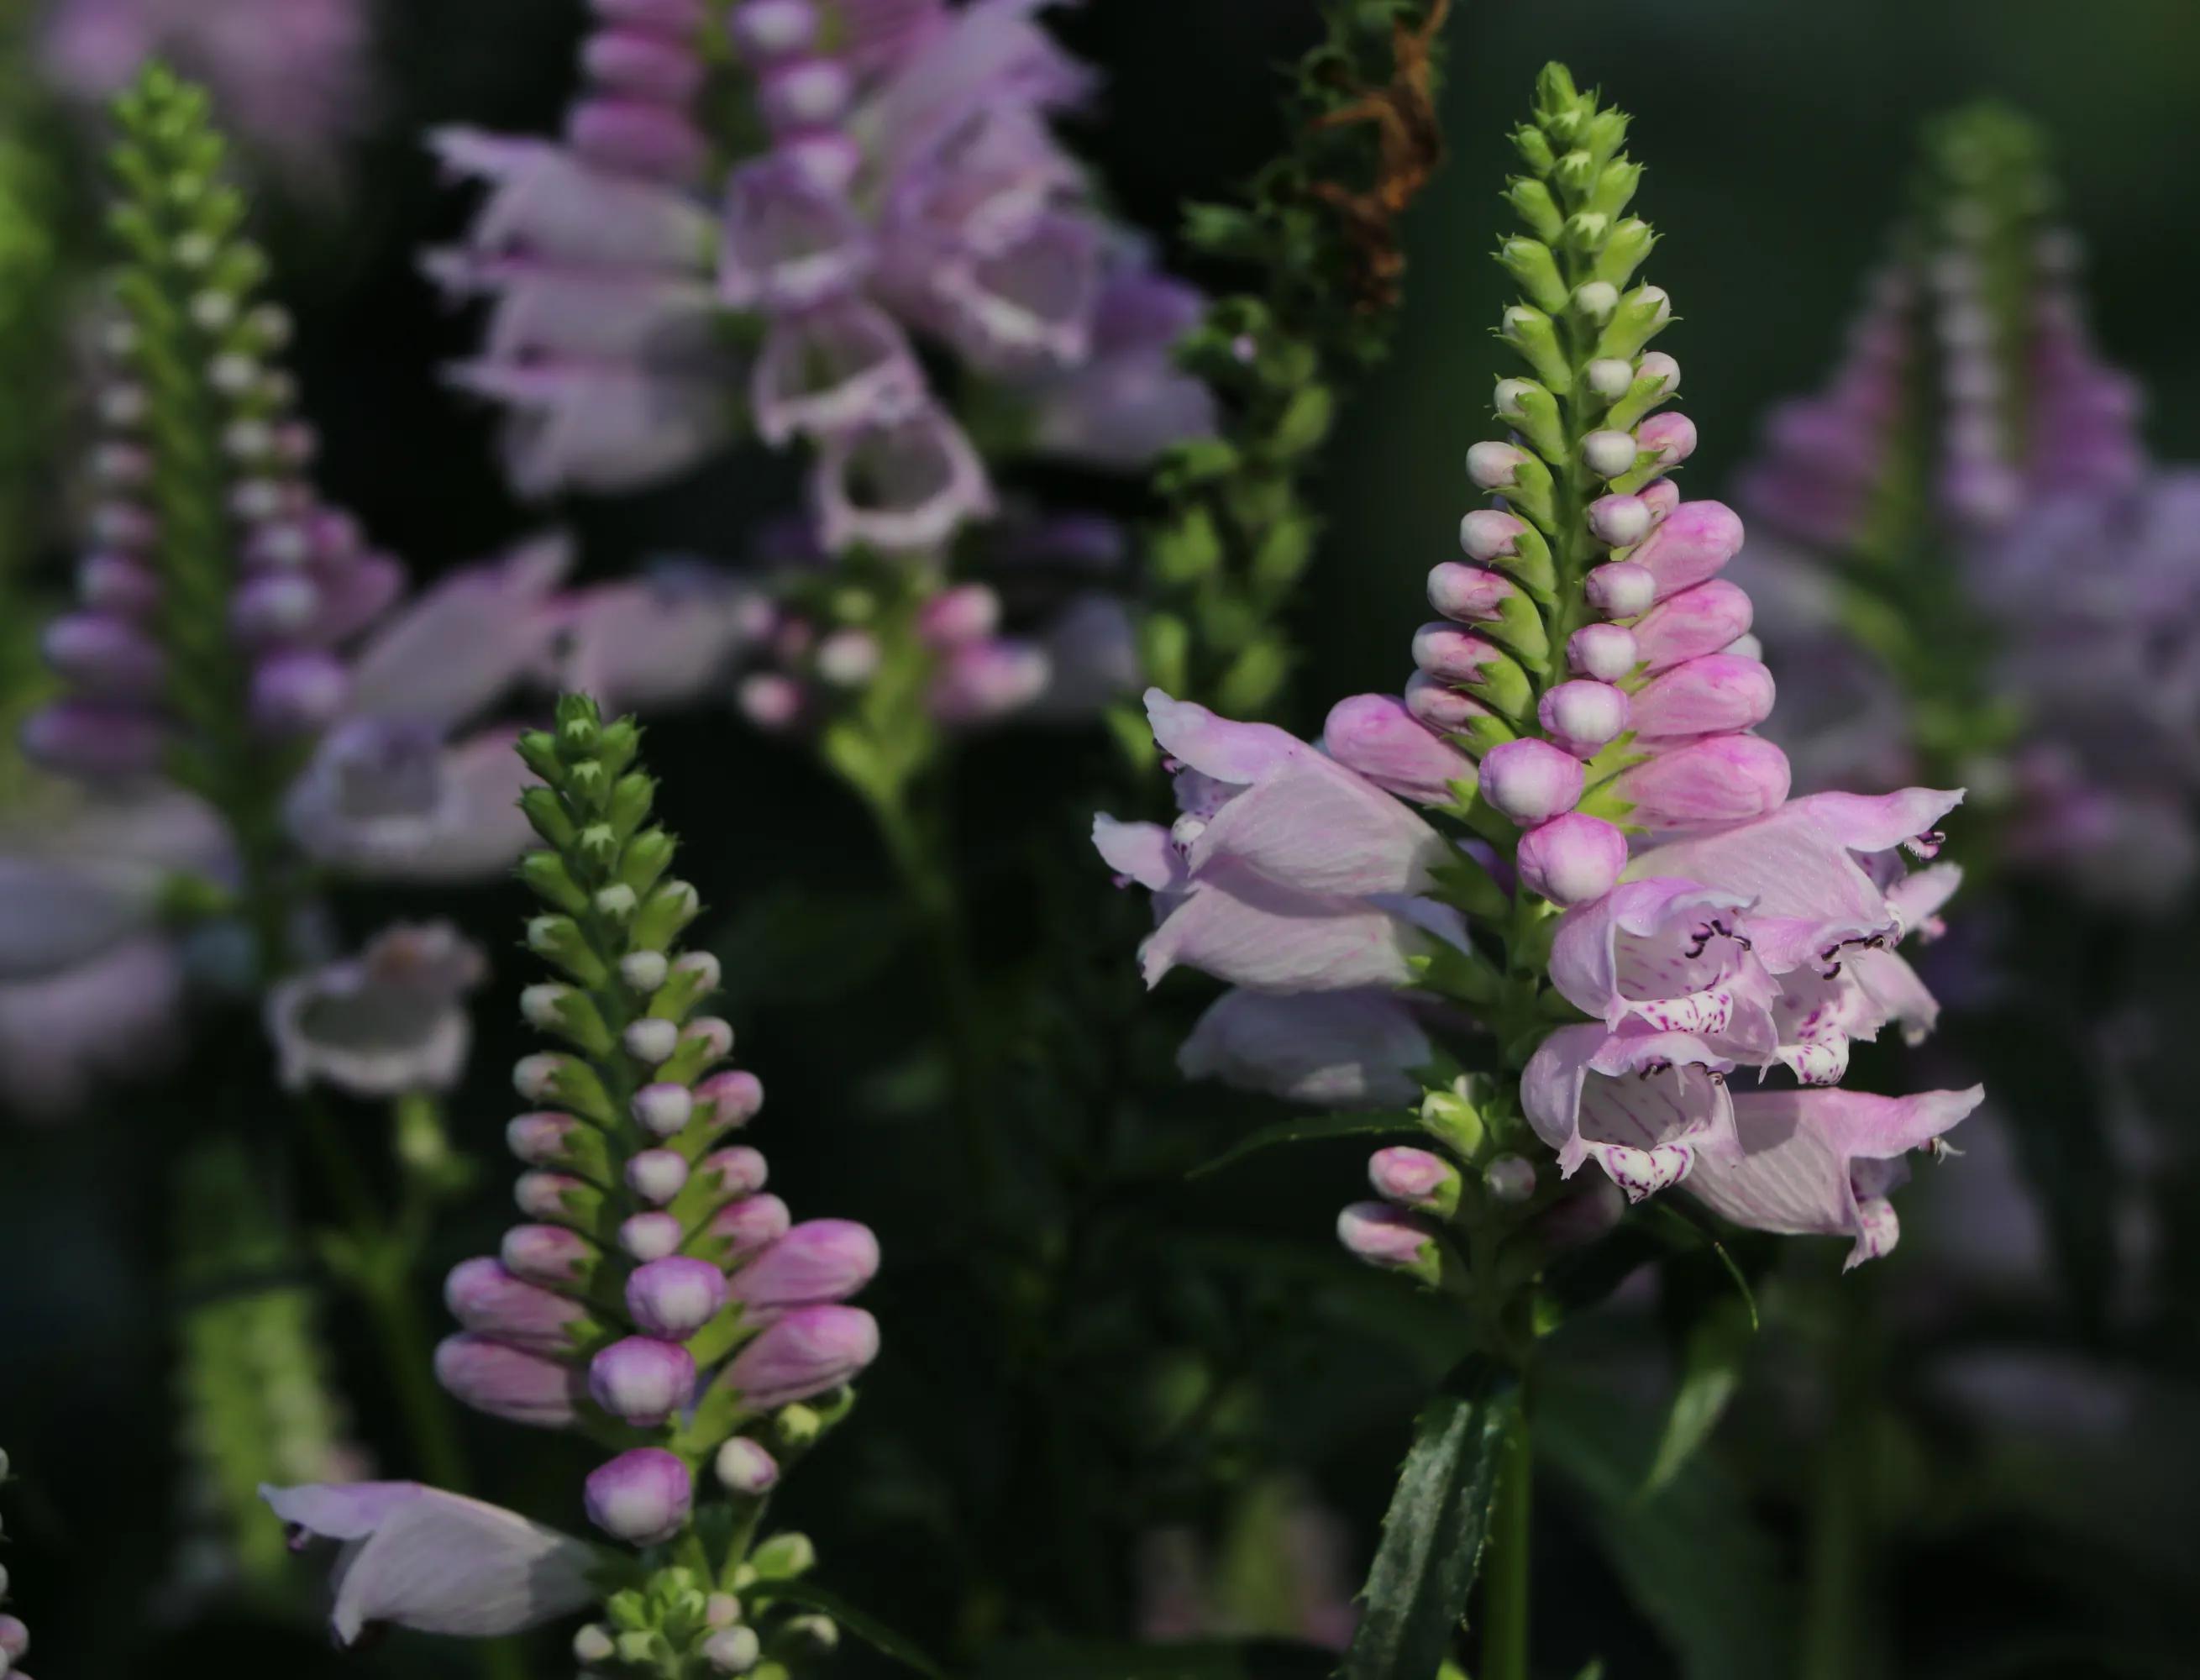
[916,583,1001,648]
[1636,411,1697,465]
[1484,1156,1537,1203]
[1336,1201,1442,1279]
[705,1193,793,1265]
[1627,500,1745,600]
[720,1305,880,1409]
[1631,580,1753,672]
[1368,1147,1461,1216]
[632,1081,695,1138]
[623,1016,680,1064]
[1588,493,1653,547]
[1582,429,1639,479]
[433,1333,584,1427]
[729,1220,880,1317]
[1321,693,1475,805]
[714,1436,781,1496]
[1584,561,1655,618]
[1457,508,1526,563]
[1636,351,1679,396]
[697,1068,765,1129]
[1404,671,1499,736]
[585,1447,692,1546]
[696,1145,769,1200]
[501,1224,600,1289]
[1567,623,1638,682]
[1585,358,1635,400]
[626,1148,691,1205]
[1628,654,1777,741]
[444,1257,593,1354]
[627,1257,731,1339]
[1613,734,1790,830]
[620,1211,685,1261]
[1426,561,1521,625]
[588,1336,697,1426]
[1478,738,1585,823]
[1465,440,1528,489]
[1515,812,1630,906]
[1538,680,1630,753]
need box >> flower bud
[444,1257,593,1354]
[1582,429,1638,479]
[1410,627,1531,717]
[1515,812,1629,906]
[1572,281,1618,322]
[627,1148,690,1205]
[1567,624,1638,681]
[1639,477,1681,523]
[1595,285,1672,360]
[624,1016,680,1064]
[1628,654,1777,740]
[43,612,165,697]
[514,1171,595,1223]
[589,1336,697,1426]
[1538,680,1630,752]
[1585,358,1635,400]
[1368,1147,1461,1216]
[1403,672,1505,742]
[434,1334,584,1427]
[1613,734,1790,830]
[0,1615,29,1662]
[1485,1155,1537,1203]
[621,949,670,991]
[720,1305,880,1409]
[703,1626,762,1673]
[1336,1201,1443,1283]
[706,1591,743,1628]
[1636,351,1679,396]
[1321,693,1476,805]
[1583,561,1655,617]
[1457,508,1525,563]
[700,1194,792,1265]
[1465,440,1527,489]
[633,1081,696,1137]
[697,1068,765,1129]
[730,0,819,56]
[696,1145,769,1199]
[1636,411,1697,465]
[501,1224,601,1289]
[730,1220,880,1316]
[714,1436,781,1496]
[21,700,166,776]
[1631,580,1753,672]
[814,627,879,687]
[575,1625,616,1665]
[1477,738,1583,823]
[585,1448,693,1546]
[1588,493,1652,547]
[621,1211,685,1261]
[627,1257,730,1338]
[738,672,805,730]
[1628,500,1745,601]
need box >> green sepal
[617,827,676,896]
[1495,378,1567,464]
[1588,159,1642,218]
[1430,850,1510,923]
[1504,177,1564,242]
[1413,937,1503,1010]
[1486,586,1552,669]
[519,785,578,850]
[1269,384,1335,457]
[1605,370,1677,433]
[632,879,701,953]
[1592,218,1657,288]
[518,849,591,916]
[1593,283,1672,360]
[1511,124,1556,175]
[1154,436,1240,495]
[1499,306,1571,392]
[1497,238,1568,314]
[1252,514,1315,592]
[526,914,613,988]
[1499,451,1560,533]
[1562,210,1609,254]
[538,987,617,1060]
[1138,610,1190,696]
[1494,522,1557,601]
[607,772,656,839]
[544,1059,619,1130]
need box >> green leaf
[1340,1357,1520,1680]
[1639,1256,1756,1496]
[1537,1372,1793,1680]
[752,1580,954,1680]
[1186,1108,1420,1181]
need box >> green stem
[859,775,1003,1215]
[1480,1399,1534,1680]
[1798,1289,1876,1680]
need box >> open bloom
[265,922,487,1097]
[261,1482,599,1645]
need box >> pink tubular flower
[1094,690,1465,994]
[260,1483,598,1646]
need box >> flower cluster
[263,697,882,1667]
[39,0,367,183]
[1100,66,1980,1272]
[1732,103,2200,906]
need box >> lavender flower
[1098,64,1978,1273]
[264,922,486,1098]
[266,696,880,1662]
[1731,104,2196,907]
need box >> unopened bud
[1588,494,1653,547]
[621,950,670,991]
[1585,358,1635,400]
[624,1017,680,1064]
[1572,281,1619,322]
[1584,561,1655,617]
[1567,624,1638,681]
[1368,1146,1462,1217]
[1485,1155,1537,1203]
[714,1436,781,1496]
[1466,440,1527,490]
[1478,738,1584,823]
[1583,429,1638,478]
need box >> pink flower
[265,922,486,1097]
[260,1482,598,1645]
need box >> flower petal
[1178,987,1431,1107]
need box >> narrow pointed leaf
[1339,1357,1520,1680]
[752,1580,954,1680]
[1188,1109,1420,1180]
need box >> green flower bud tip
[748,1531,817,1580]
